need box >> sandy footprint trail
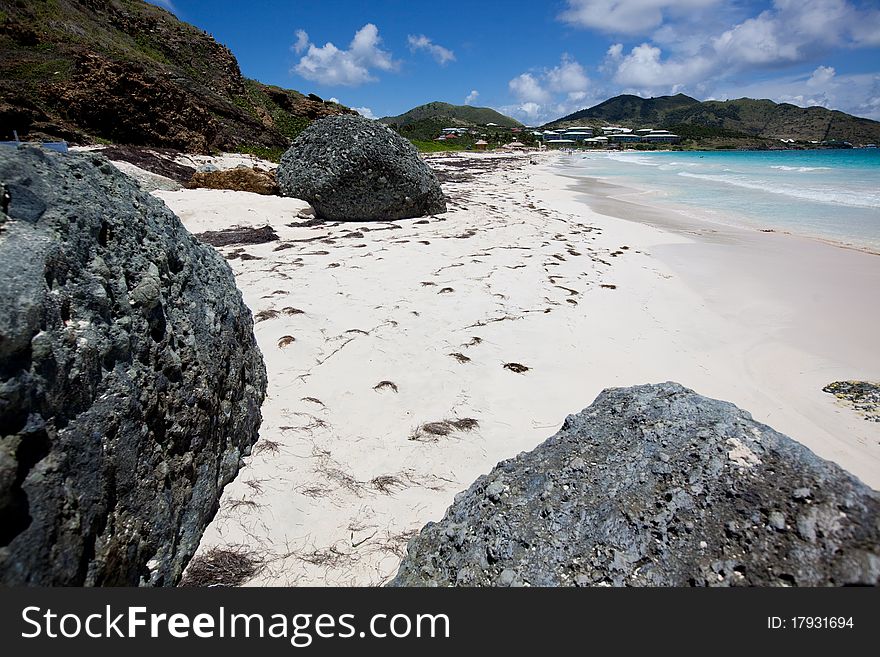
[158,152,639,585]
[158,150,880,586]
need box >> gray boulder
[277,114,446,221]
[391,382,880,587]
[0,146,267,586]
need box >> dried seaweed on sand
[409,417,479,442]
[180,546,263,587]
[196,225,279,247]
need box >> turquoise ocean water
[559,148,880,251]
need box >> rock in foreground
[277,115,446,221]
[391,383,880,587]
[0,147,267,586]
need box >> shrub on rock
[186,166,279,195]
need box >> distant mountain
[546,94,880,144]
[552,93,701,126]
[381,102,523,128]
[0,0,353,152]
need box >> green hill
[546,93,880,145]
[380,101,522,128]
[551,93,700,126]
[0,0,353,152]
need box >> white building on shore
[641,130,681,143]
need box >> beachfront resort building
[641,130,681,144]
[536,124,680,148]
[609,134,643,144]
[562,127,594,142]
[545,138,576,149]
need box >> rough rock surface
[186,167,279,195]
[0,146,267,586]
[823,381,880,422]
[277,115,446,221]
[391,383,880,587]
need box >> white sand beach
[150,151,880,586]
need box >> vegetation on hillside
[391,117,537,152]
[552,93,700,127]
[381,101,522,129]
[546,93,880,146]
[0,0,352,151]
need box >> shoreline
[558,151,880,255]
[150,150,878,586]
[558,169,880,257]
[532,155,880,483]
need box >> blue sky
[151,0,880,124]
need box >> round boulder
[277,114,446,221]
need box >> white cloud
[599,1,880,98]
[505,54,596,124]
[508,55,590,104]
[501,93,605,125]
[546,54,591,94]
[712,5,814,65]
[354,106,376,119]
[464,89,479,105]
[709,0,880,67]
[513,1,880,123]
[715,66,880,120]
[293,24,398,87]
[612,42,713,90]
[559,0,723,35]
[514,102,543,120]
[807,65,836,88]
[509,73,551,104]
[293,29,309,55]
[407,34,456,65]
[349,24,397,70]
[850,8,880,47]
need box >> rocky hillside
[0,0,353,153]
[547,93,880,144]
[381,101,522,128]
[552,93,700,127]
